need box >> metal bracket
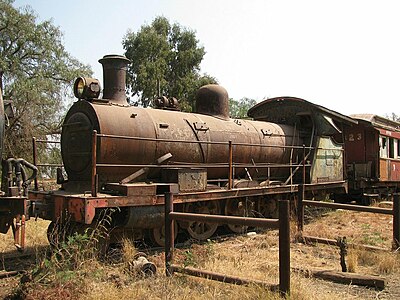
[194,122,209,131]
[261,129,273,136]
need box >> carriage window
[397,139,400,158]
[380,136,388,158]
[389,138,395,158]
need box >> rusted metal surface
[297,184,304,233]
[170,265,276,288]
[343,115,400,200]
[123,205,165,229]
[91,130,97,197]
[302,200,393,215]
[98,55,130,105]
[165,192,174,276]
[228,141,233,189]
[279,200,290,296]
[12,214,26,251]
[105,183,161,197]
[165,194,290,295]
[300,235,389,252]
[122,153,172,184]
[32,137,38,191]
[248,96,357,128]
[161,168,207,192]
[61,99,301,186]
[344,123,379,180]
[20,214,25,250]
[195,84,230,120]
[393,193,400,250]
[169,211,279,228]
[26,180,347,228]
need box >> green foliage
[229,97,257,119]
[22,211,114,300]
[0,0,91,158]
[183,249,196,267]
[182,239,215,268]
[123,16,217,110]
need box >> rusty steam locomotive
[0,54,364,248]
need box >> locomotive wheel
[147,222,178,247]
[184,201,220,240]
[224,198,252,233]
[256,196,279,219]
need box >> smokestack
[98,55,130,105]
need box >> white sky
[13,0,400,116]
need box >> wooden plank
[293,267,385,290]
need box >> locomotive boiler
[0,54,351,248]
[62,55,300,189]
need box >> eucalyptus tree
[0,0,91,158]
[123,16,217,111]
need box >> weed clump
[11,211,119,299]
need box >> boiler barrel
[61,100,301,184]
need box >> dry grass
[304,209,393,248]
[1,208,400,299]
[0,218,50,253]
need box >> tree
[123,16,217,110]
[229,97,257,119]
[387,113,400,122]
[0,0,91,158]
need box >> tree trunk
[0,70,3,92]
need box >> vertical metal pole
[32,137,38,191]
[297,184,304,234]
[14,215,20,246]
[302,144,306,184]
[279,200,290,296]
[21,215,26,250]
[393,192,400,250]
[91,130,97,197]
[165,192,174,276]
[228,141,233,189]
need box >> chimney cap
[98,54,131,65]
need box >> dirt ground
[0,208,399,299]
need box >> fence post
[279,200,290,296]
[91,130,97,197]
[297,184,304,235]
[302,144,306,184]
[393,192,400,250]
[165,192,174,276]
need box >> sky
[13,0,400,117]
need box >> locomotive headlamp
[73,77,101,100]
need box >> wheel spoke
[224,198,254,233]
[185,201,219,240]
